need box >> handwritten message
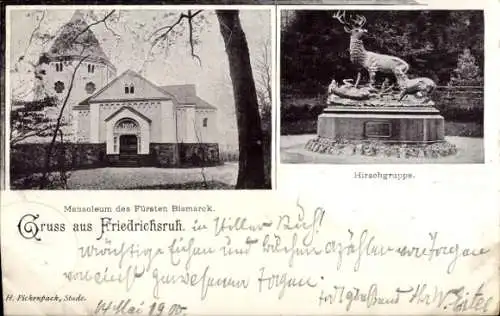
[8,199,496,315]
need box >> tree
[10,10,116,188]
[256,39,272,112]
[38,10,116,189]
[151,10,267,189]
[281,10,484,96]
[448,48,483,87]
[10,97,58,146]
[255,39,272,188]
[217,11,266,189]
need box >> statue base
[317,106,445,143]
[305,137,457,158]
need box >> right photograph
[280,9,484,164]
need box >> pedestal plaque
[364,121,392,138]
[317,106,445,143]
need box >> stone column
[185,106,196,143]
[89,103,100,143]
[72,110,79,143]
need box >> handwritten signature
[318,282,494,313]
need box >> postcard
[1,1,499,315]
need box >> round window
[54,81,65,93]
[85,82,96,94]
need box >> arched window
[202,118,208,127]
[87,64,91,73]
[85,82,96,94]
[92,65,95,73]
[55,62,64,72]
[125,83,135,94]
[54,81,65,93]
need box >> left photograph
[7,7,273,190]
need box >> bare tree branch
[149,10,202,40]
[19,10,46,64]
[11,124,57,145]
[187,10,202,66]
[217,18,233,49]
[255,39,272,110]
[11,10,47,99]
[190,10,203,20]
[150,13,187,45]
[149,10,203,66]
[69,10,116,44]
[39,55,90,188]
[193,117,207,188]
[104,18,120,39]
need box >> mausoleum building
[32,10,219,167]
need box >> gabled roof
[48,10,113,67]
[77,69,217,110]
[104,106,152,123]
[161,85,197,104]
[160,85,216,110]
[78,69,176,105]
[194,96,217,110]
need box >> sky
[8,8,272,149]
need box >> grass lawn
[11,163,238,190]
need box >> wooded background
[282,10,483,95]
[281,10,484,137]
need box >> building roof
[160,85,197,104]
[104,106,152,123]
[160,85,217,109]
[193,96,218,110]
[48,10,114,67]
[76,69,216,110]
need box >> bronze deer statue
[332,11,410,89]
[397,75,437,102]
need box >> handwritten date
[94,299,186,316]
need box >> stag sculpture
[333,11,410,89]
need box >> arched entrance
[119,135,138,154]
[113,118,141,155]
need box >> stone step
[113,154,140,167]
[113,161,139,167]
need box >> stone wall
[10,142,221,178]
[107,154,155,167]
[179,143,220,167]
[149,143,179,167]
[10,143,107,178]
[148,143,220,167]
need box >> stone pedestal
[317,106,445,143]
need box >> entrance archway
[113,118,141,154]
[119,135,138,154]
[105,107,151,155]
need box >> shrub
[448,48,483,87]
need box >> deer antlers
[332,10,367,32]
[351,14,366,27]
[332,10,348,25]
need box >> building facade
[32,10,219,167]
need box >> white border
[4,5,277,191]
[5,7,11,189]
[277,1,498,189]
[270,5,278,190]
